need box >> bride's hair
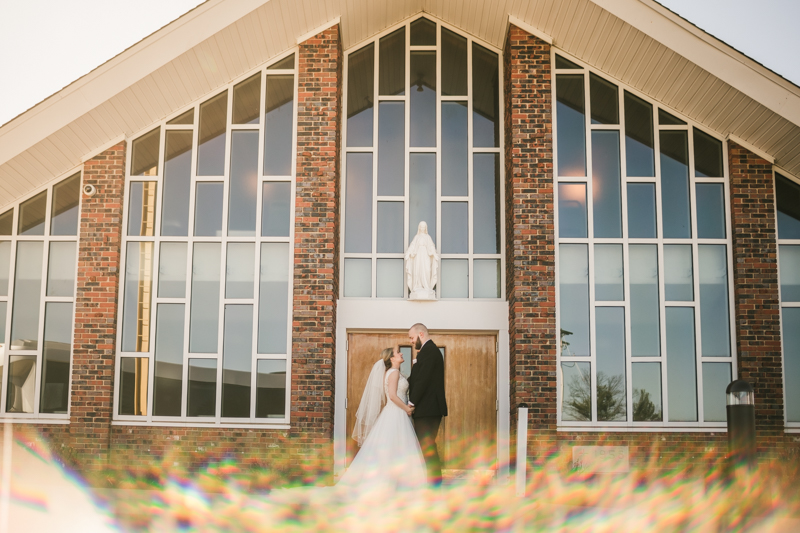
[381,347,395,370]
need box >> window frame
[340,14,505,300]
[113,49,298,428]
[0,167,82,423]
[552,49,737,430]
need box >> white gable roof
[1,0,798,208]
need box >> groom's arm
[409,353,433,406]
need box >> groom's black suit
[408,338,447,486]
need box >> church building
[0,0,798,480]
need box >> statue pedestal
[409,289,437,300]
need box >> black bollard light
[726,380,756,472]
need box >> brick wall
[504,25,557,464]
[728,141,784,443]
[289,24,342,465]
[70,142,127,468]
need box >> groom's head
[408,323,429,350]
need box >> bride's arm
[387,371,413,416]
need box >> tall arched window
[342,16,503,299]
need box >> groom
[407,323,448,487]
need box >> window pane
[344,259,371,297]
[188,359,217,417]
[630,245,660,356]
[379,28,405,96]
[377,202,404,253]
[268,54,294,70]
[624,91,654,177]
[153,303,184,416]
[158,243,187,298]
[780,245,800,302]
[696,183,726,238]
[658,109,685,125]
[442,102,468,196]
[119,358,148,416]
[558,183,587,238]
[472,43,499,148]
[161,130,193,236]
[229,131,258,236]
[222,304,253,418]
[0,302,6,344]
[441,259,468,298]
[596,307,626,421]
[693,128,723,178]
[168,109,194,125]
[592,131,622,238]
[660,130,691,238]
[783,308,800,422]
[666,307,697,422]
[51,173,80,236]
[378,102,405,196]
[121,242,153,352]
[442,28,467,96]
[409,153,436,244]
[377,259,404,298]
[410,51,436,147]
[131,128,160,176]
[410,18,436,45]
[627,183,657,238]
[347,44,374,147]
[226,243,255,299]
[474,259,500,299]
[0,210,12,235]
[0,241,10,296]
[345,153,373,253]
[11,242,43,350]
[559,244,589,357]
[441,202,468,254]
[232,73,260,125]
[258,243,289,354]
[594,244,623,301]
[19,191,47,236]
[261,182,291,237]
[632,363,662,421]
[193,182,224,237]
[197,92,228,176]
[702,363,730,422]
[474,154,500,254]
[556,74,586,177]
[555,55,581,69]
[6,356,36,413]
[46,241,76,297]
[189,243,221,353]
[127,182,157,236]
[561,362,591,421]
[664,245,693,301]
[256,360,286,418]
[264,75,294,175]
[699,245,731,357]
[590,73,618,125]
[776,174,800,239]
[40,302,72,414]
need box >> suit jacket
[408,339,448,418]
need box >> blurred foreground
[1,431,799,532]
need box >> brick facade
[504,25,557,464]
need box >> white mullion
[466,33,475,299]
[372,37,379,299]
[410,45,436,51]
[404,23,411,298]
[340,47,350,299]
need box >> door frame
[335,299,509,480]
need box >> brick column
[291,24,341,467]
[70,142,126,468]
[728,141,783,444]
[504,26,557,463]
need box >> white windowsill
[557,426,727,433]
[0,418,70,425]
[112,420,291,430]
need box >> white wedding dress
[337,368,427,492]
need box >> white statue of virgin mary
[405,221,439,300]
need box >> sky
[0,0,798,127]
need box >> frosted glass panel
[473,259,500,299]
[121,242,153,352]
[46,241,76,297]
[630,245,659,356]
[261,182,291,237]
[377,259,404,298]
[699,245,731,357]
[559,244,589,357]
[189,243,220,353]
[779,245,800,302]
[441,259,468,298]
[664,245,693,301]
[0,241,8,297]
[222,305,253,418]
[226,243,255,299]
[344,259,371,297]
[258,243,289,354]
[158,242,187,298]
[594,244,623,301]
[153,303,184,416]
[666,307,697,422]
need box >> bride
[338,346,427,492]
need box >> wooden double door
[345,331,497,473]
